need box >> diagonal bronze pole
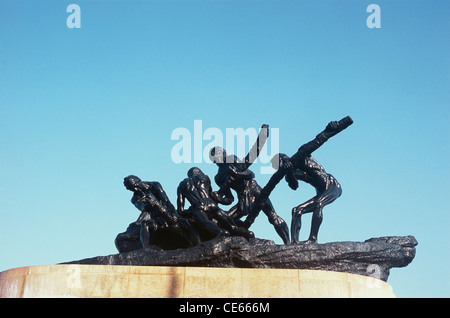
[243,124,269,168]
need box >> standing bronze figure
[252,116,353,244]
[209,125,290,244]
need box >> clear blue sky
[1,0,449,297]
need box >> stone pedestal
[0,264,394,298]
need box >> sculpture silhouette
[115,118,352,252]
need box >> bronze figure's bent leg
[292,185,342,244]
[291,197,316,244]
[260,200,290,244]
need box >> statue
[70,116,416,285]
[209,125,290,244]
[177,167,254,241]
[115,118,352,251]
[252,116,353,244]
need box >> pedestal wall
[0,264,394,298]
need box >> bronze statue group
[115,117,353,253]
